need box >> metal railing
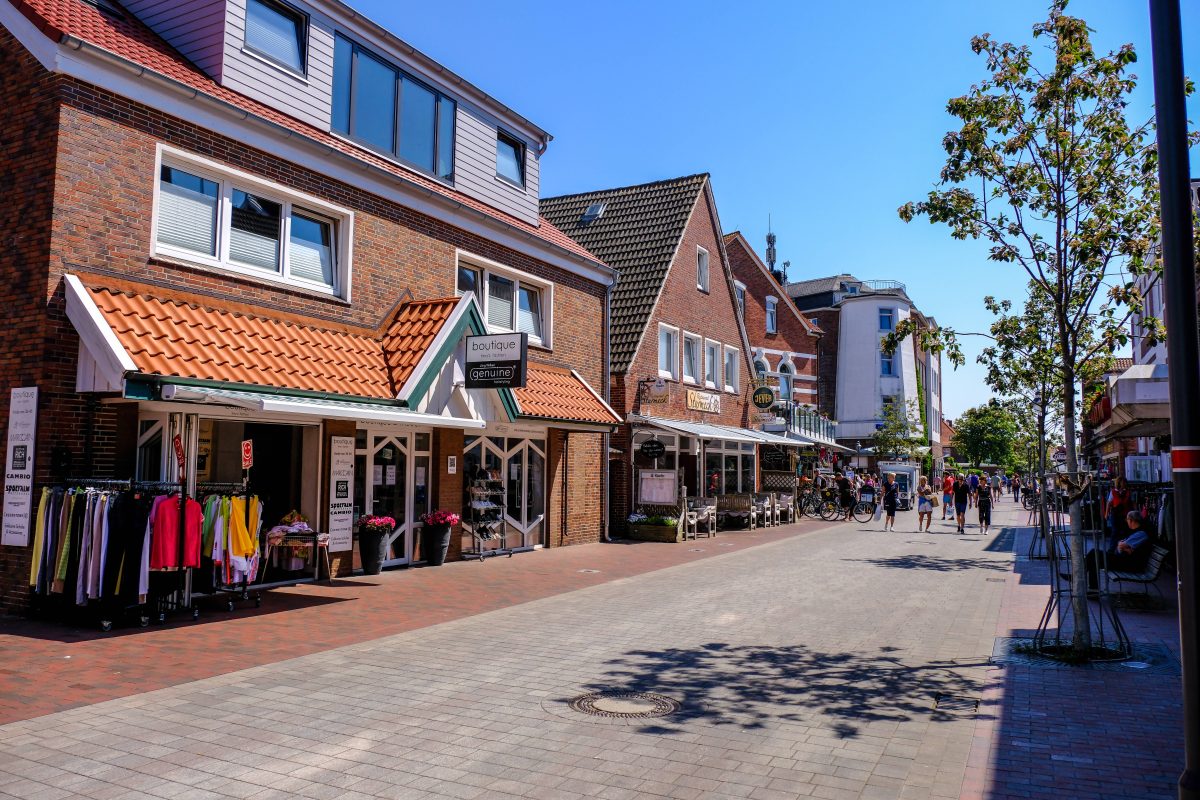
[772,401,837,442]
[863,279,907,293]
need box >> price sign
[241,439,254,469]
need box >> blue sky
[355,0,1198,419]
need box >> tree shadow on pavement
[842,554,1010,572]
[581,642,992,737]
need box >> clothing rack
[194,480,261,611]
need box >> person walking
[882,472,899,532]
[977,477,993,534]
[967,472,979,509]
[941,473,954,520]
[1013,474,1022,504]
[916,476,934,532]
[953,473,970,533]
[989,471,1001,500]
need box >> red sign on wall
[241,439,253,470]
[172,434,185,469]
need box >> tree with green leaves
[951,402,1017,468]
[888,0,1197,655]
[871,399,923,463]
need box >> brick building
[0,0,620,613]
[542,175,802,531]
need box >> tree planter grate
[568,691,681,719]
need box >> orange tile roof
[12,0,601,266]
[89,286,395,398]
[382,298,460,392]
[515,364,620,426]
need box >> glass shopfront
[463,435,546,551]
[353,427,431,566]
[703,439,756,496]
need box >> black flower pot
[358,528,388,575]
[422,524,452,566]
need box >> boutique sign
[465,333,528,389]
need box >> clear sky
[352,0,1198,420]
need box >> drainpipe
[602,278,615,541]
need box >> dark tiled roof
[785,274,859,299]
[540,174,708,372]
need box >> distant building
[787,276,944,475]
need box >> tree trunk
[1061,367,1092,653]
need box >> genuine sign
[2,387,37,547]
[465,333,527,389]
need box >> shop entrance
[463,436,546,550]
[355,430,431,567]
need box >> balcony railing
[863,279,907,293]
[773,402,837,442]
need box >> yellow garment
[228,496,260,558]
[28,488,49,586]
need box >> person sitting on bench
[1076,510,1154,590]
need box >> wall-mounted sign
[646,377,669,403]
[639,439,666,459]
[752,385,775,410]
[447,455,457,474]
[241,439,253,470]
[638,470,677,504]
[753,411,777,425]
[2,387,38,547]
[328,436,354,551]
[686,390,721,414]
[465,333,527,389]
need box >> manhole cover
[934,693,979,713]
[568,691,681,719]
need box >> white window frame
[681,331,701,384]
[734,281,747,318]
[704,339,720,389]
[766,296,778,334]
[696,246,710,292]
[658,323,680,380]
[723,345,739,394]
[455,250,554,349]
[881,352,895,377]
[151,144,354,300]
[778,360,795,399]
[879,308,895,332]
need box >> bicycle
[819,493,875,523]
[797,490,825,518]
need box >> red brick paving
[0,523,830,725]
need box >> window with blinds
[245,0,307,74]
[457,257,550,346]
[154,153,349,298]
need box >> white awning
[631,415,761,444]
[163,385,486,429]
[718,425,807,448]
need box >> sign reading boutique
[2,387,38,547]
[465,333,527,389]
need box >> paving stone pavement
[0,502,1181,799]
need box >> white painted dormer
[121,0,545,225]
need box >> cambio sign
[2,387,38,547]
[465,333,527,389]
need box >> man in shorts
[941,473,954,520]
[968,472,979,509]
[953,474,971,533]
[990,472,1002,498]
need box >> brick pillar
[320,419,356,577]
[433,427,464,561]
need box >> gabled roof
[723,231,821,336]
[514,365,621,426]
[540,174,708,372]
[383,299,461,393]
[9,0,601,268]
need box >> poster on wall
[328,436,355,552]
[2,387,38,547]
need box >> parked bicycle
[818,492,875,523]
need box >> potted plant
[358,515,394,575]
[420,509,461,566]
[626,512,681,543]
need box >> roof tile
[514,364,620,426]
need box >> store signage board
[646,377,669,403]
[241,439,253,469]
[639,439,666,459]
[328,436,354,552]
[465,333,527,389]
[447,455,457,475]
[638,469,677,504]
[2,387,37,547]
[172,433,185,481]
[686,390,721,414]
[752,386,775,410]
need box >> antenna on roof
[766,223,786,286]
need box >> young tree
[891,1,1196,654]
[871,400,923,462]
[951,402,1017,468]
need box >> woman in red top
[941,474,955,520]
[1107,476,1129,543]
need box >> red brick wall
[810,309,841,416]
[725,235,820,399]
[545,429,604,548]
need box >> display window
[463,435,546,552]
[353,427,432,567]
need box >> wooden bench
[686,496,717,539]
[717,493,757,530]
[775,492,796,525]
[1108,545,1170,598]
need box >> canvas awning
[631,415,761,444]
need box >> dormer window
[245,0,307,74]
[496,130,525,187]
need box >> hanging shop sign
[328,436,354,552]
[2,387,38,547]
[686,390,721,414]
[465,333,527,389]
[241,439,254,470]
[646,377,669,403]
[639,438,666,459]
[752,385,776,410]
